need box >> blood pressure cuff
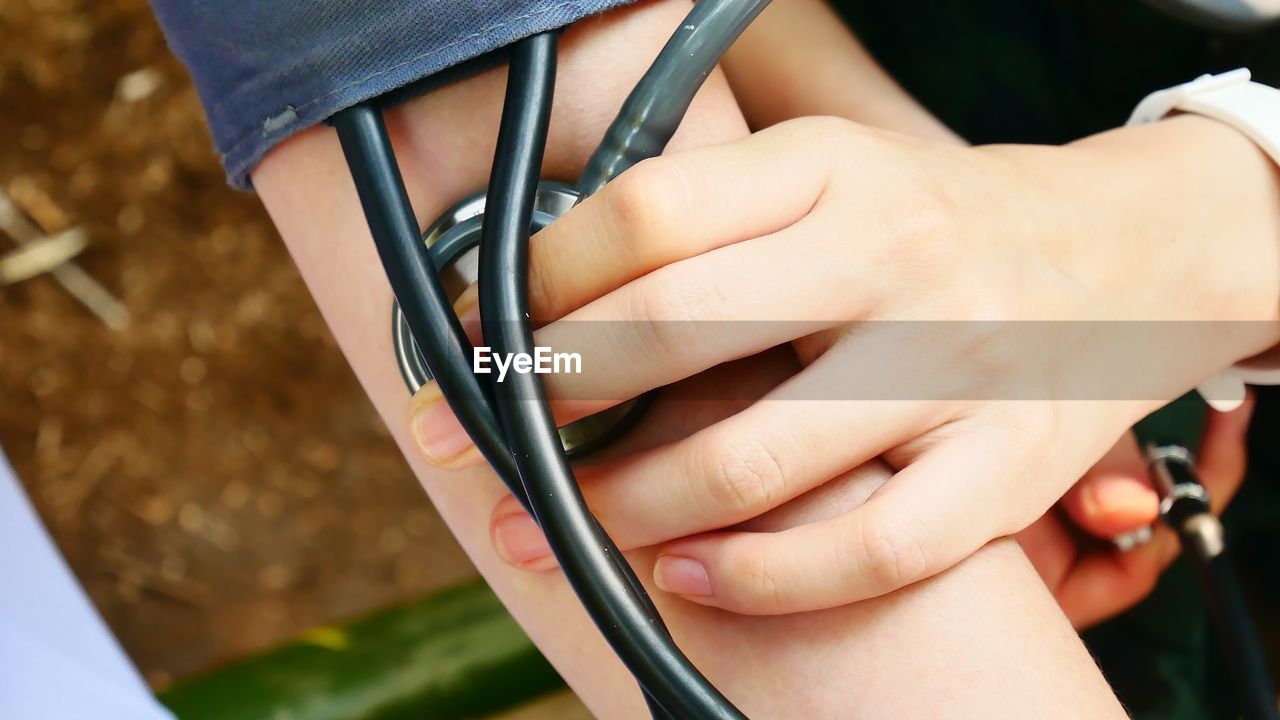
[148,1,633,189]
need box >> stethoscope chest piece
[392,180,648,458]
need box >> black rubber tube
[1150,445,1278,720]
[335,60,683,720]
[336,101,680,720]
[1188,551,1279,720]
[478,32,746,720]
[333,105,532,512]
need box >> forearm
[252,2,1120,716]
[722,0,961,143]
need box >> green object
[159,581,565,720]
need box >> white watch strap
[1128,69,1280,411]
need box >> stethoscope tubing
[336,1,1280,716]
[1148,444,1278,720]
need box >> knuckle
[891,188,961,269]
[995,410,1057,473]
[963,285,1023,323]
[857,515,930,594]
[856,190,965,320]
[796,115,864,145]
[630,268,719,358]
[942,307,1022,379]
[697,431,790,520]
[642,267,718,323]
[833,121,891,167]
[606,158,682,243]
[791,116,863,182]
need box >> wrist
[1068,115,1280,326]
[976,114,1280,381]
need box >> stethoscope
[1146,444,1277,720]
[331,1,1278,717]
[1147,0,1280,32]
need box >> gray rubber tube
[577,0,772,196]
[1144,0,1280,31]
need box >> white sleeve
[0,449,175,720]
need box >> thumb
[1060,431,1158,540]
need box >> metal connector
[391,182,648,457]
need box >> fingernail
[492,512,553,568]
[1086,477,1158,521]
[411,394,473,466]
[453,286,481,344]
[454,284,479,320]
[654,556,712,597]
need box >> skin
[427,1,1280,618]
[719,0,1259,627]
[1021,396,1255,628]
[722,0,963,142]
[456,113,1279,617]
[249,1,1145,716]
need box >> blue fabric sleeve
[148,1,635,189]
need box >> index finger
[524,119,842,322]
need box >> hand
[254,2,1130,712]
[1019,399,1254,629]
[412,114,1280,614]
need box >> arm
[722,0,961,142]
[250,2,1122,717]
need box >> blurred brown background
[0,0,478,690]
